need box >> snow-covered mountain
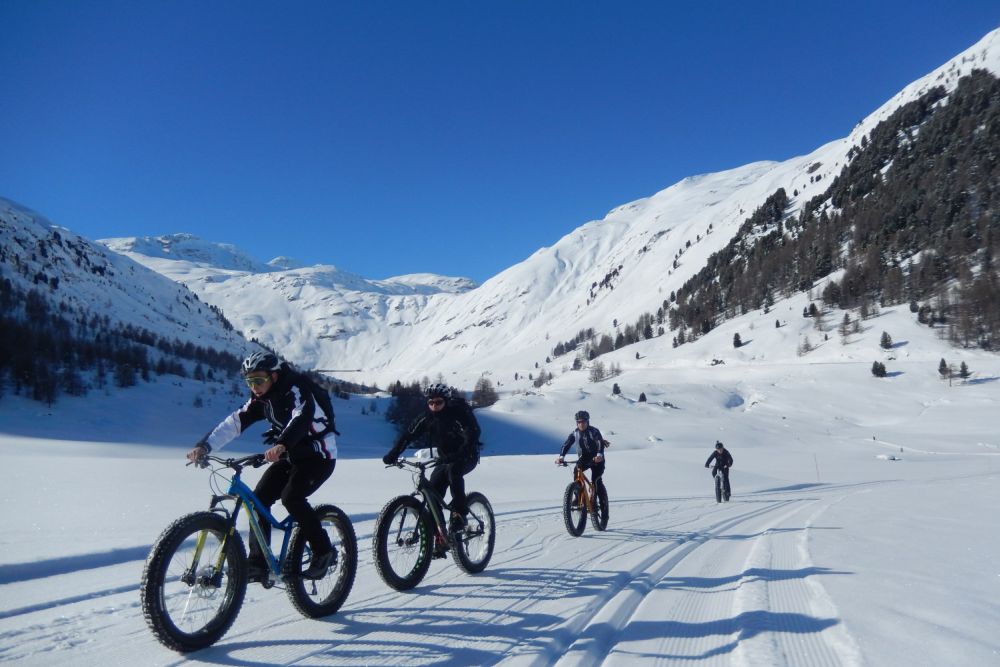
[0,199,253,358]
[95,29,1000,389]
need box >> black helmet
[574,410,590,422]
[425,383,452,400]
[241,351,280,376]
[715,440,724,449]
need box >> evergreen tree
[612,383,621,395]
[733,333,742,348]
[959,361,970,379]
[472,377,499,407]
[938,358,950,379]
[880,331,893,349]
[638,392,647,402]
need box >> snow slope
[1,301,998,666]
[99,29,1000,389]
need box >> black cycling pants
[577,458,606,492]
[429,457,478,515]
[249,458,336,559]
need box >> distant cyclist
[555,410,610,494]
[704,441,734,501]
[185,351,337,581]
[382,383,482,535]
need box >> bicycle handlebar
[189,453,267,471]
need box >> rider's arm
[705,452,716,467]
[558,433,574,458]
[592,427,607,456]
[200,398,265,454]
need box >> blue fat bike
[140,454,357,652]
[372,458,495,591]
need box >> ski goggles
[244,375,271,387]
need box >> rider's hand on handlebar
[186,445,207,464]
[383,453,398,466]
[594,453,604,463]
[264,443,286,463]
[555,457,564,465]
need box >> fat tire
[563,482,587,537]
[373,495,432,591]
[451,492,495,574]
[285,504,358,618]
[715,473,723,503]
[590,483,609,532]
[140,511,247,652]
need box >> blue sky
[2,2,998,283]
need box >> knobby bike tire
[140,511,247,652]
[563,481,587,536]
[451,491,496,574]
[715,473,723,503]
[285,504,358,618]
[372,495,432,591]
[590,482,609,532]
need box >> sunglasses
[427,398,445,407]
[576,419,588,424]
[244,376,270,387]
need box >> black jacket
[560,426,607,460]
[198,366,335,463]
[705,448,734,469]
[388,398,481,463]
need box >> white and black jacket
[197,368,336,462]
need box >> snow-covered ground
[2,302,998,666]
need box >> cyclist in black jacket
[555,410,609,495]
[186,352,336,581]
[383,383,481,531]
[704,441,734,501]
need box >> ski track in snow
[0,477,921,667]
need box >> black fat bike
[372,458,495,591]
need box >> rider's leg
[280,459,336,556]
[250,461,292,561]
[590,460,606,493]
[722,468,731,496]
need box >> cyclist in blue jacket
[555,410,610,495]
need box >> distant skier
[705,441,734,501]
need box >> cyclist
[555,410,609,495]
[382,383,481,540]
[185,351,337,581]
[704,440,734,501]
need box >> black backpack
[449,396,483,459]
[299,373,340,438]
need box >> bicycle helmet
[715,440,724,449]
[425,383,452,400]
[241,351,280,376]
[574,410,590,422]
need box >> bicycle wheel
[286,504,358,618]
[563,482,587,536]
[140,512,247,652]
[590,482,609,532]
[451,492,495,574]
[715,473,722,503]
[373,495,432,590]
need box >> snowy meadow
[2,305,999,666]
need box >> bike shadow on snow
[189,565,851,665]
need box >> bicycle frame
[563,460,596,513]
[201,455,298,582]
[397,459,451,542]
